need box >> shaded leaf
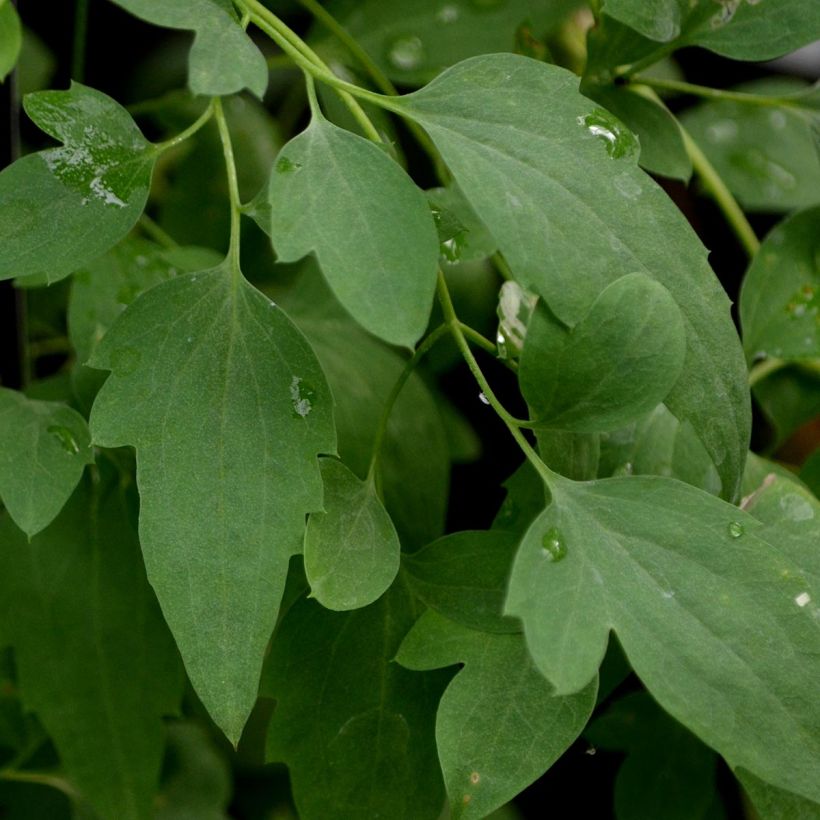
[740,207,820,362]
[520,274,686,432]
[266,112,438,347]
[305,457,400,611]
[263,586,448,820]
[0,0,21,82]
[89,266,335,742]
[110,0,267,98]
[506,475,820,802]
[0,388,93,537]
[396,54,750,501]
[738,770,820,820]
[0,83,155,283]
[0,478,183,820]
[752,365,820,448]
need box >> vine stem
[436,272,555,486]
[366,323,451,482]
[0,769,79,799]
[213,98,243,281]
[679,124,760,258]
[72,0,90,82]
[154,100,215,153]
[138,214,177,248]
[632,75,809,110]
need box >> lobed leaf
[89,266,336,742]
[395,54,750,500]
[0,388,93,537]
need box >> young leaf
[0,478,184,820]
[506,475,820,802]
[0,83,156,283]
[396,54,750,501]
[520,274,687,432]
[262,587,448,820]
[740,207,820,363]
[680,79,820,212]
[397,609,597,819]
[402,530,521,634]
[304,457,400,610]
[0,388,93,537]
[88,267,336,743]
[266,112,439,347]
[0,0,22,82]
[109,0,267,98]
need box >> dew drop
[478,392,490,405]
[47,425,80,455]
[386,36,425,71]
[710,0,740,29]
[728,521,744,538]
[541,527,567,562]
[577,110,638,159]
[276,156,302,174]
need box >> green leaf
[281,262,449,550]
[109,0,267,98]
[396,54,750,501]
[752,365,820,448]
[0,388,93,537]
[598,403,721,495]
[0,83,155,283]
[520,274,686,432]
[427,185,497,264]
[397,609,596,819]
[585,86,692,181]
[155,723,232,820]
[0,477,183,820]
[402,530,521,633]
[739,770,820,820]
[262,587,448,820]
[304,457,400,610]
[266,113,439,347]
[88,267,336,742]
[506,475,820,802]
[322,0,582,85]
[0,0,22,82]
[586,692,724,820]
[740,207,820,363]
[536,430,601,482]
[680,79,820,213]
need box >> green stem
[631,75,807,110]
[679,124,760,258]
[436,272,555,485]
[0,769,79,799]
[138,214,177,249]
[29,336,71,359]
[367,323,451,481]
[154,100,215,153]
[749,356,820,388]
[213,98,243,280]
[72,0,90,82]
[613,40,679,78]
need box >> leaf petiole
[153,99,216,154]
[213,98,243,280]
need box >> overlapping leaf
[110,0,267,98]
[506,474,820,802]
[397,609,596,819]
[395,54,749,500]
[0,478,184,820]
[263,588,448,820]
[740,207,820,362]
[266,111,439,347]
[304,457,400,610]
[89,265,336,742]
[0,388,93,536]
[0,83,155,283]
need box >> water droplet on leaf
[436,3,460,23]
[795,591,811,608]
[387,36,425,71]
[478,392,490,405]
[47,425,80,455]
[541,527,567,562]
[276,156,302,174]
[577,110,638,159]
[728,521,744,538]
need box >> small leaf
[0,388,93,536]
[397,609,596,819]
[266,113,439,347]
[263,587,448,820]
[0,0,22,82]
[506,475,820,802]
[0,83,155,283]
[520,274,687,432]
[109,0,267,98]
[89,266,336,742]
[304,457,400,611]
[402,530,521,633]
[0,477,183,820]
[396,54,750,501]
[740,207,820,362]
[680,79,820,212]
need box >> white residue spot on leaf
[795,592,811,608]
[779,493,815,522]
[290,375,312,418]
[89,175,127,208]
